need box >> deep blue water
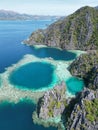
[0,20,54,73]
[9,62,55,90]
[0,101,57,130]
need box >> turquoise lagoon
[0,20,84,130]
[9,62,56,90]
[66,77,84,95]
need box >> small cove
[30,46,77,61]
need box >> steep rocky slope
[25,6,98,50]
[69,51,98,90]
[37,82,66,120]
[32,82,68,129]
[33,51,98,130]
[66,88,98,130]
[67,51,98,129]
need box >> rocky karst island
[24,6,98,130]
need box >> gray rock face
[37,82,66,119]
[69,51,98,90]
[93,65,98,89]
[66,88,98,130]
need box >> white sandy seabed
[0,47,85,104]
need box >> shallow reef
[0,48,85,130]
[0,49,84,104]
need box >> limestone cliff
[37,81,66,119]
[67,51,98,129]
[25,6,98,50]
[69,51,98,90]
[66,88,98,130]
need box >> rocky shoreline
[32,82,69,130]
[33,83,98,130]
[32,50,98,130]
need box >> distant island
[0,9,62,20]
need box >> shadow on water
[31,46,77,61]
[0,101,57,130]
[9,62,55,90]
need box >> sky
[0,0,98,16]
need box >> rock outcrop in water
[25,6,98,51]
[37,81,66,119]
[32,82,68,129]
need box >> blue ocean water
[0,20,54,73]
[0,20,77,73]
[0,101,57,130]
[0,20,58,130]
[9,62,55,90]
[0,20,84,130]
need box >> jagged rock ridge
[66,88,98,130]
[37,81,66,119]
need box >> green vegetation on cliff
[69,51,98,90]
[84,98,98,122]
[25,6,98,50]
[66,89,98,130]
